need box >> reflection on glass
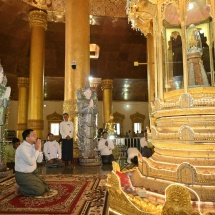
[164,3,184,91]
[166,30,184,90]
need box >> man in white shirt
[140,130,148,148]
[97,131,115,164]
[140,130,153,157]
[60,113,74,166]
[43,133,64,168]
[14,129,50,197]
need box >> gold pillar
[157,5,164,100]
[147,33,155,103]
[101,79,113,125]
[64,0,90,158]
[179,0,188,93]
[210,0,215,86]
[28,10,47,138]
[147,32,155,128]
[17,77,29,140]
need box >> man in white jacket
[60,113,74,165]
[43,133,64,167]
[97,131,115,164]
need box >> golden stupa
[107,0,215,214]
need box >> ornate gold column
[64,0,90,158]
[28,10,47,138]
[179,0,188,93]
[17,77,29,140]
[147,32,155,128]
[210,0,215,86]
[157,5,164,100]
[153,19,158,99]
[101,79,113,125]
[147,33,155,103]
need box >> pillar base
[79,157,102,166]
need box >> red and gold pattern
[0,174,107,215]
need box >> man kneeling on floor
[15,129,50,197]
[43,133,64,168]
[98,131,115,164]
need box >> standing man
[60,113,74,166]
[4,137,20,172]
[43,133,64,168]
[14,129,50,196]
[97,131,115,164]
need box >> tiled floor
[37,161,114,176]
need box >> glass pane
[186,0,211,87]
[164,3,183,91]
[51,123,60,136]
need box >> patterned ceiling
[0,0,148,101]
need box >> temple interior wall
[8,100,149,140]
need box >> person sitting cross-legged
[43,133,64,168]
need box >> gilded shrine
[106,0,215,214]
[125,0,215,203]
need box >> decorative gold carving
[17,123,27,130]
[152,153,215,171]
[17,77,29,88]
[63,99,77,121]
[46,111,62,121]
[107,162,213,214]
[180,93,194,108]
[162,184,197,215]
[126,0,156,35]
[29,10,48,30]
[177,163,196,185]
[27,119,44,130]
[141,160,149,176]
[153,141,215,151]
[107,162,163,215]
[101,79,113,90]
[21,0,127,22]
[179,126,194,141]
[151,126,158,139]
[154,98,161,110]
[155,147,215,158]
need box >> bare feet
[14,183,20,195]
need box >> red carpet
[0,174,108,215]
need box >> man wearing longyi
[14,129,50,196]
